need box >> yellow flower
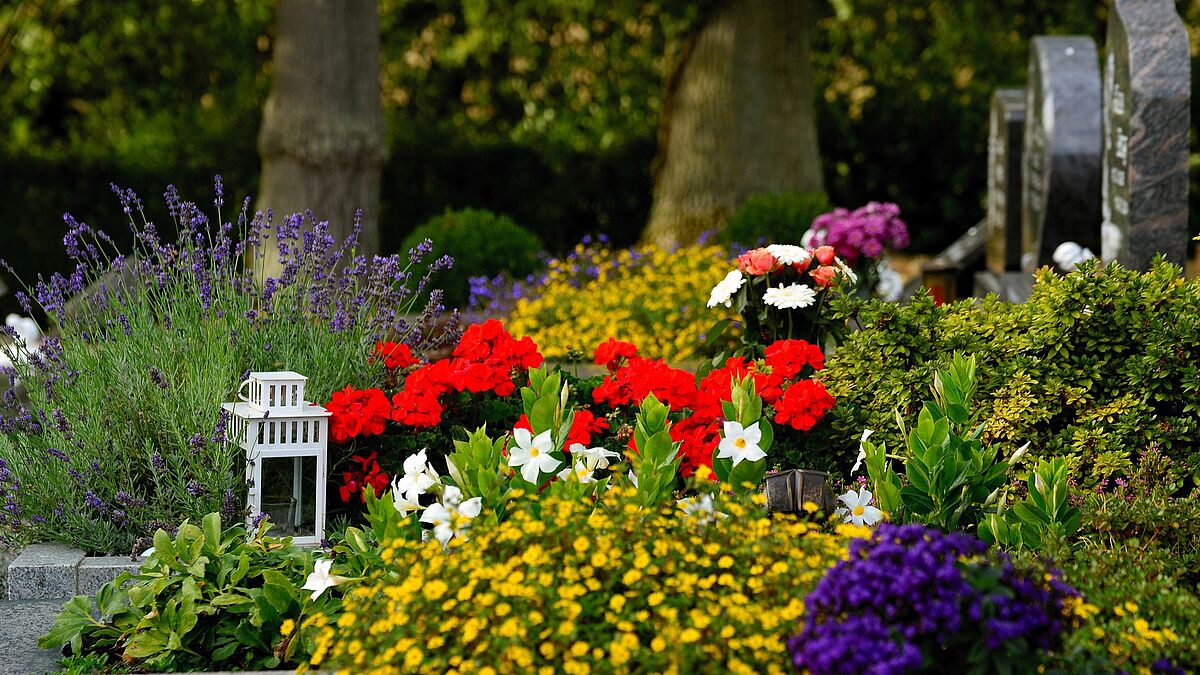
[280,619,296,636]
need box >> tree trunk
[643,0,823,248]
[257,0,385,275]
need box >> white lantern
[223,371,330,546]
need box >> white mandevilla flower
[508,427,561,483]
[707,270,746,308]
[835,487,884,527]
[716,420,766,466]
[557,459,598,484]
[301,559,351,601]
[393,449,438,495]
[392,448,440,516]
[763,283,817,310]
[765,244,811,266]
[851,429,874,474]
[420,485,483,547]
[569,442,619,470]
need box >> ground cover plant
[490,238,736,363]
[0,182,451,553]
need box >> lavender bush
[0,179,454,553]
[788,524,1080,675]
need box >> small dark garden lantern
[763,469,837,515]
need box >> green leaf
[38,596,95,652]
[900,486,936,515]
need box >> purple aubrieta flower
[788,524,1078,675]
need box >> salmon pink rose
[736,248,780,276]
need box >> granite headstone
[1100,0,1191,270]
[1021,37,1102,273]
[986,89,1026,273]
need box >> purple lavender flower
[151,452,167,471]
[148,367,169,389]
[84,490,107,512]
[46,447,70,463]
[185,480,206,497]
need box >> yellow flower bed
[505,243,737,362]
[306,488,862,674]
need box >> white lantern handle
[237,378,252,405]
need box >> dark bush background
[2,0,1197,316]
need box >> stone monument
[1021,37,1102,273]
[985,89,1026,273]
[1100,0,1191,270]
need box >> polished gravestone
[1100,0,1190,270]
[985,89,1026,274]
[1022,37,1102,273]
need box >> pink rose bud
[792,257,813,274]
[810,265,839,288]
[814,246,836,266]
[736,248,780,276]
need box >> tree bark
[257,0,385,274]
[644,0,823,247]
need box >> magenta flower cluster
[787,524,1078,675]
[807,202,909,264]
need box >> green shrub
[720,191,831,247]
[400,208,543,309]
[814,260,1200,485]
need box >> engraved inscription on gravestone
[1021,37,1102,273]
[1101,0,1190,270]
[986,89,1026,273]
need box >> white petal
[442,484,463,506]
[716,438,738,459]
[741,422,761,445]
[532,429,555,453]
[739,443,766,464]
[722,420,744,438]
[512,427,533,450]
[421,503,450,526]
[433,523,454,547]
[459,497,483,519]
[861,505,884,526]
[519,460,543,484]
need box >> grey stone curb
[7,543,142,600]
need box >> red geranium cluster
[339,452,390,503]
[326,385,392,445]
[775,379,836,431]
[592,338,834,477]
[388,320,543,429]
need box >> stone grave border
[7,543,142,600]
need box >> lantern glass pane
[257,455,318,538]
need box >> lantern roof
[221,401,331,420]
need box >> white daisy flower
[762,283,817,310]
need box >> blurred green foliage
[719,190,831,247]
[400,207,543,307]
[2,0,1198,316]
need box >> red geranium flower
[339,452,391,503]
[391,389,444,428]
[375,341,419,370]
[774,379,835,431]
[593,338,638,372]
[326,386,393,444]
